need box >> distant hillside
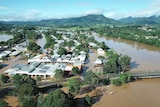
[0,14,120,26]
[39,14,120,26]
[119,15,160,25]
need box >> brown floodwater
[93,34,160,107]
[94,35,160,72]
[93,78,160,107]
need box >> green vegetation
[0,99,9,107]
[0,74,9,84]
[27,41,41,53]
[67,78,81,96]
[41,89,72,107]
[103,50,131,73]
[118,55,131,72]
[57,47,67,55]
[43,30,56,49]
[12,74,38,107]
[85,94,91,105]
[92,25,160,47]
[84,70,100,88]
[111,72,131,86]
[71,67,80,76]
[55,69,64,86]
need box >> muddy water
[93,78,160,107]
[93,35,160,107]
[94,36,160,72]
[36,34,46,50]
[0,34,13,42]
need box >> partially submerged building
[4,62,67,79]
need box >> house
[97,48,105,56]
[28,54,52,63]
[0,51,12,59]
[4,62,67,79]
[14,41,28,51]
[64,63,82,75]
[9,51,21,56]
[89,42,97,47]
[94,58,103,65]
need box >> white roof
[89,42,97,47]
[64,65,73,71]
[94,58,102,64]
[10,51,21,56]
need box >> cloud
[22,9,42,20]
[47,9,106,19]
[0,9,43,21]
[104,0,160,19]
[104,8,160,19]
[82,9,105,15]
[0,6,9,10]
[77,2,91,6]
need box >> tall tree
[84,70,99,88]
[12,74,37,107]
[68,78,81,96]
[71,67,80,76]
[118,55,131,72]
[55,69,63,86]
[0,74,9,84]
[0,99,9,107]
[41,89,72,107]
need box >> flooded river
[93,78,160,107]
[94,36,160,72]
[93,35,160,107]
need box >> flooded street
[36,34,46,51]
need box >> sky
[0,0,160,21]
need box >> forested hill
[0,14,120,26]
[1,14,160,26]
[119,15,160,25]
[39,14,120,26]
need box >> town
[0,25,131,107]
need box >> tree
[37,93,45,107]
[0,99,9,107]
[118,55,131,72]
[99,42,108,50]
[84,70,99,88]
[85,94,91,105]
[112,72,131,86]
[111,78,122,86]
[119,72,131,84]
[55,69,63,86]
[12,74,37,107]
[0,74,9,83]
[71,67,80,76]
[41,89,72,107]
[27,41,41,53]
[67,78,81,96]
[58,47,66,55]
[103,60,118,73]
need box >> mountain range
[118,15,160,25]
[1,14,160,26]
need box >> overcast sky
[0,0,160,21]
